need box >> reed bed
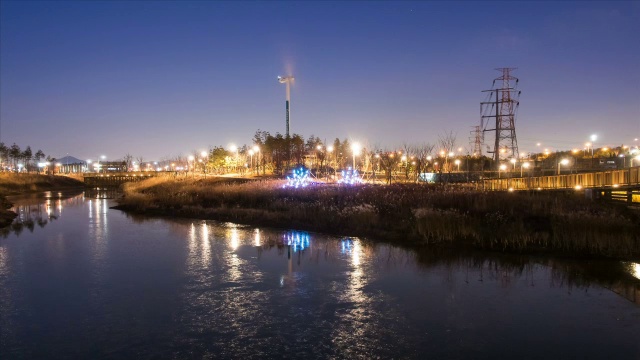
[118,177,640,259]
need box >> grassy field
[116,176,640,260]
[0,173,84,227]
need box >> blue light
[283,167,312,188]
[337,168,363,185]
[283,231,311,252]
[340,238,354,254]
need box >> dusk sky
[1,1,639,161]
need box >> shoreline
[0,173,85,227]
[115,176,640,261]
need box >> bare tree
[438,131,457,172]
[412,143,435,182]
[123,154,133,171]
[136,156,144,171]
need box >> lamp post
[589,134,597,168]
[327,145,334,180]
[351,142,361,170]
[631,154,640,167]
[97,155,106,173]
[521,162,530,177]
[252,145,260,175]
[229,145,238,173]
[316,145,322,173]
[454,159,461,172]
[558,158,569,175]
[499,164,507,178]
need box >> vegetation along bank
[0,173,84,227]
[115,176,640,261]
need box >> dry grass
[0,173,84,195]
[117,176,640,259]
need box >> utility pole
[480,68,521,168]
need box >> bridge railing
[482,167,640,191]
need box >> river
[1,190,639,359]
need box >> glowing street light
[521,162,530,177]
[558,158,569,175]
[252,145,260,175]
[351,142,361,170]
[229,144,238,171]
[499,164,507,178]
[510,158,517,171]
[454,159,461,172]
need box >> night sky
[1,1,638,161]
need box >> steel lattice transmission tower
[480,68,521,165]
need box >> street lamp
[351,142,361,170]
[98,155,106,173]
[521,162,530,177]
[510,158,516,172]
[316,145,322,172]
[631,154,640,167]
[499,164,507,178]
[589,135,597,168]
[454,159,461,172]
[558,158,569,175]
[230,144,238,172]
[188,155,195,176]
[252,145,260,175]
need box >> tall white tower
[278,75,294,137]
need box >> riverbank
[0,173,84,227]
[115,176,640,260]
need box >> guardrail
[482,167,640,191]
[83,172,164,186]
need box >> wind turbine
[278,75,295,138]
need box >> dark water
[1,191,639,359]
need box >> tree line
[0,143,49,173]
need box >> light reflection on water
[0,191,639,359]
